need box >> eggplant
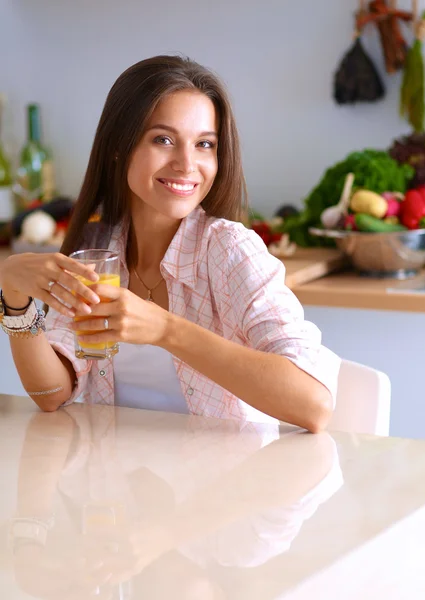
[274,204,300,219]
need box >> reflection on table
[2,403,342,600]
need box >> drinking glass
[70,249,120,359]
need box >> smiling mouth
[157,179,199,192]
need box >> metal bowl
[309,227,425,278]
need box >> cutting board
[282,248,348,289]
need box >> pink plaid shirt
[46,206,340,424]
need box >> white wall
[1,0,414,211]
[1,0,424,438]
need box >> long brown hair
[61,55,247,258]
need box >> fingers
[38,289,75,319]
[42,257,102,316]
[56,253,99,282]
[80,285,124,317]
[89,283,121,301]
[73,316,119,343]
[47,282,93,316]
[71,317,113,332]
[56,271,100,305]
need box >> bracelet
[0,290,33,312]
[2,299,37,330]
[9,515,55,530]
[26,386,64,396]
[8,516,55,550]
[1,307,46,338]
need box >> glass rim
[69,249,119,263]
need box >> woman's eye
[198,140,215,149]
[154,136,172,145]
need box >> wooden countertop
[292,268,425,313]
[1,246,425,313]
[2,395,425,599]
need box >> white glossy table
[0,394,424,599]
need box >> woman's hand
[0,252,101,318]
[69,284,172,346]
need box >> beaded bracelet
[1,308,46,338]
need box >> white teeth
[163,181,195,191]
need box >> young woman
[0,55,340,431]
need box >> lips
[157,178,199,192]
[156,178,201,197]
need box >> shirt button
[187,387,194,396]
[99,369,106,377]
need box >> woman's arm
[1,253,99,411]
[2,288,77,412]
[73,283,334,432]
[162,315,332,433]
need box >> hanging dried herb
[334,37,385,104]
[400,10,425,132]
[359,0,413,74]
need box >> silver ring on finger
[48,281,55,293]
[104,318,109,330]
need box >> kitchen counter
[1,394,425,598]
[292,268,425,313]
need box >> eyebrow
[147,124,218,138]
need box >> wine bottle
[14,103,55,211]
[0,94,14,223]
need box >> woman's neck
[129,202,182,272]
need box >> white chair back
[329,359,391,436]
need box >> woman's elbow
[305,387,334,433]
[31,394,68,413]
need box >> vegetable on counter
[389,132,425,188]
[321,172,355,229]
[355,213,407,232]
[349,189,388,218]
[21,211,57,244]
[399,188,425,229]
[344,214,358,230]
[284,149,414,247]
[10,196,74,238]
[382,191,403,216]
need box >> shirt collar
[108,205,206,291]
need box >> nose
[170,144,196,174]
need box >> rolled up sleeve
[45,308,91,405]
[212,226,341,406]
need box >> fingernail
[83,306,92,315]
[91,295,100,304]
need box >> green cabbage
[283,149,414,247]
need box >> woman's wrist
[158,312,184,351]
[1,288,32,315]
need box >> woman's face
[127,90,219,220]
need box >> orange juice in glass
[70,249,120,359]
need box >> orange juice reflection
[74,273,120,354]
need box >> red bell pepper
[400,190,425,229]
